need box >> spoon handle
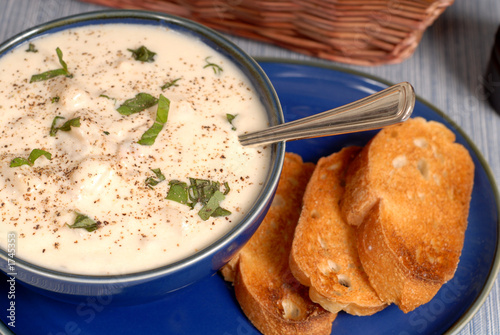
[239,82,415,146]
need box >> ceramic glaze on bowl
[0,10,285,304]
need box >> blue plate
[1,60,498,335]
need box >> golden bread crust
[289,147,386,316]
[227,152,336,334]
[356,203,443,313]
[220,255,239,283]
[340,117,475,312]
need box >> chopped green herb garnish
[50,116,81,136]
[10,149,52,167]
[145,168,166,189]
[161,78,181,90]
[188,178,217,204]
[99,94,117,103]
[211,207,232,217]
[56,47,70,72]
[30,68,69,82]
[51,96,60,103]
[165,178,231,220]
[56,117,81,132]
[66,213,99,232]
[223,181,230,195]
[137,122,163,145]
[128,46,156,62]
[30,47,72,82]
[50,116,65,136]
[198,190,225,221]
[116,93,158,116]
[26,43,38,53]
[103,131,110,135]
[203,56,223,75]
[137,94,170,146]
[226,113,237,131]
[166,180,189,204]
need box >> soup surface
[0,24,271,275]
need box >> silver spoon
[239,82,415,146]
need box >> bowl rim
[0,9,285,283]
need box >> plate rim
[254,57,500,335]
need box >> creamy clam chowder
[0,24,271,275]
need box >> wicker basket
[80,0,454,65]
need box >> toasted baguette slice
[220,255,239,283]
[289,147,387,316]
[340,117,475,312]
[224,152,336,335]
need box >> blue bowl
[0,10,285,305]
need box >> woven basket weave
[80,0,454,65]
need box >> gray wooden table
[0,0,498,334]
